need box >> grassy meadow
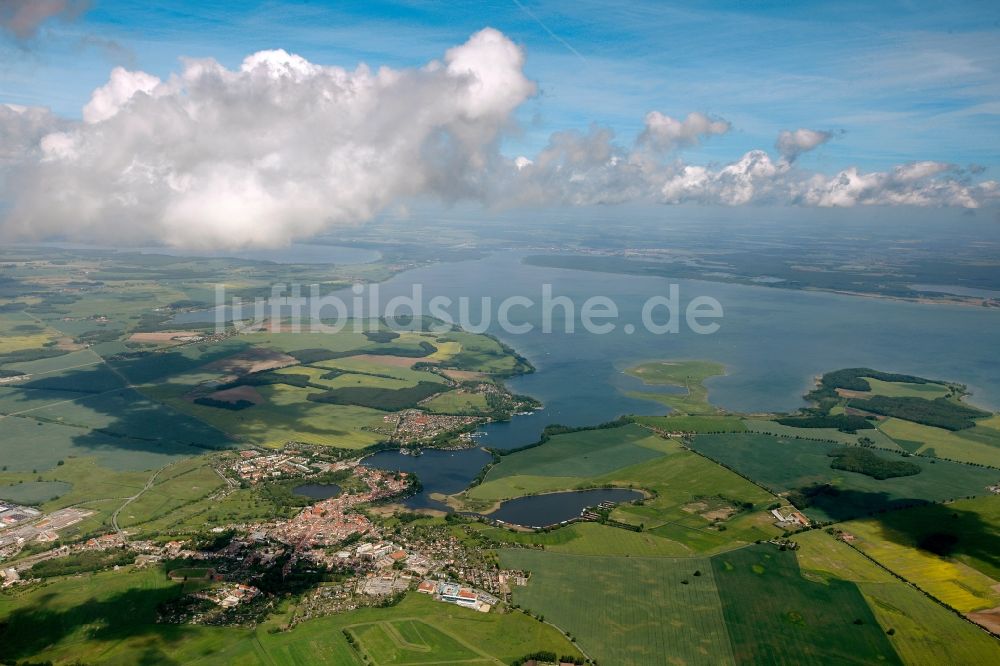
[623,359,726,414]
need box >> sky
[1,1,999,247]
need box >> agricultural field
[348,619,488,664]
[789,528,1000,661]
[840,497,1000,613]
[861,377,951,399]
[632,414,748,433]
[689,433,999,522]
[0,248,523,455]
[461,423,780,555]
[0,312,61,354]
[0,480,71,505]
[598,452,780,553]
[133,328,526,450]
[623,359,726,414]
[711,545,901,665]
[743,418,897,447]
[422,389,490,415]
[758,367,1000,469]
[0,567,579,665]
[476,521,693,557]
[859,581,1000,665]
[875,417,1000,467]
[501,549,735,666]
[466,423,669,501]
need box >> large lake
[184,251,1000,507]
[366,252,1000,448]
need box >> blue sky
[2,0,999,174]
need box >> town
[0,452,532,630]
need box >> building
[437,582,479,608]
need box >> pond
[292,483,341,500]
[484,488,644,529]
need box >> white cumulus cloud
[82,67,161,124]
[0,29,996,249]
[638,111,730,153]
[776,128,833,163]
[1,28,536,248]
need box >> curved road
[111,464,170,534]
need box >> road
[111,464,171,535]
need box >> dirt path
[111,463,171,534]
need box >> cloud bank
[0,28,996,248]
[3,28,534,248]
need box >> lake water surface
[485,488,644,528]
[369,252,1000,446]
[292,483,341,500]
[182,251,1000,511]
[360,448,494,511]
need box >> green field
[876,417,1000,466]
[0,567,579,665]
[475,521,694,556]
[464,423,780,554]
[423,389,490,415]
[501,549,735,666]
[151,381,387,449]
[689,433,999,522]
[349,619,487,664]
[0,480,71,504]
[711,545,901,665]
[790,531,1000,664]
[115,457,225,531]
[601,452,780,553]
[861,377,951,399]
[743,418,897,447]
[467,424,669,501]
[623,359,726,414]
[631,414,748,433]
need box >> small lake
[292,483,341,500]
[485,488,644,528]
